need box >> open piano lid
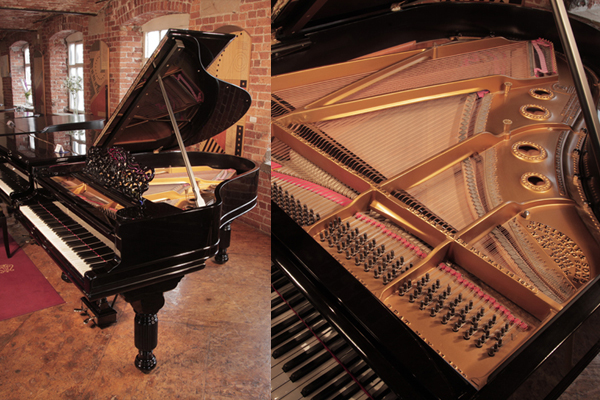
[94,29,251,153]
[272,0,408,40]
[0,113,104,136]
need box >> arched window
[9,41,31,107]
[66,32,84,113]
[23,45,31,104]
[142,14,189,60]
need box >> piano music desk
[0,218,270,399]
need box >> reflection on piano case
[272,2,600,399]
[0,30,259,371]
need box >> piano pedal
[74,297,117,329]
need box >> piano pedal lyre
[73,296,118,328]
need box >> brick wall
[0,0,271,234]
[47,33,71,114]
[9,43,26,106]
[190,0,271,233]
[38,15,86,114]
[0,33,35,108]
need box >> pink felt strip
[354,212,428,257]
[438,263,525,328]
[532,38,551,76]
[273,171,352,206]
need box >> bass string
[274,70,371,110]
[407,162,476,231]
[314,95,465,179]
[345,41,533,101]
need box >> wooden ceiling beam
[0,7,97,16]
[0,28,37,32]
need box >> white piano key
[0,178,13,196]
[20,202,117,276]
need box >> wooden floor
[0,216,270,400]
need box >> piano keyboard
[20,201,118,275]
[272,266,398,400]
[0,162,29,196]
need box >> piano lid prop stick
[157,74,205,207]
[550,0,600,166]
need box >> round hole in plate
[520,104,551,120]
[518,144,540,156]
[529,88,554,100]
[521,172,551,192]
[511,141,547,162]
[527,175,545,186]
[526,106,545,115]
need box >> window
[68,40,84,113]
[71,130,86,155]
[142,14,190,60]
[145,29,168,59]
[23,45,31,101]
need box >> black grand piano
[272,1,600,399]
[0,112,105,201]
[0,29,259,371]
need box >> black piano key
[312,370,355,400]
[52,225,90,236]
[272,293,305,319]
[373,385,396,400]
[272,303,315,337]
[272,285,299,308]
[68,240,110,257]
[300,353,361,397]
[313,361,370,400]
[272,268,284,281]
[76,249,111,261]
[282,334,342,372]
[272,275,290,291]
[289,341,348,382]
[272,320,330,359]
[26,202,117,270]
[332,370,378,400]
[272,313,323,348]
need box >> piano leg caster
[214,223,231,264]
[122,278,181,372]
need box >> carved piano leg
[214,223,231,264]
[121,278,181,372]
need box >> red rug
[0,235,64,321]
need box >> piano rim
[272,202,600,399]
[14,201,214,301]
